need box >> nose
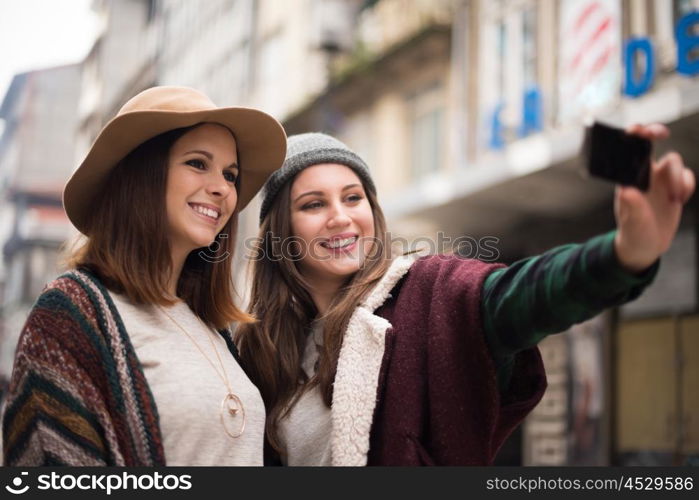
[205,171,234,199]
[327,202,351,228]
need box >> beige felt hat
[63,86,286,235]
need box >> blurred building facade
[76,0,160,168]
[0,0,697,465]
[0,64,82,381]
[280,0,699,466]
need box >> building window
[675,0,699,23]
[647,0,699,71]
[341,111,374,176]
[523,6,537,86]
[557,0,622,123]
[409,84,444,178]
[146,0,157,23]
[258,32,286,118]
[479,0,541,151]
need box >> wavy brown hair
[66,124,252,329]
[236,175,392,454]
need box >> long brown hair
[236,175,392,453]
[66,124,252,329]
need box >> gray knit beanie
[259,132,376,223]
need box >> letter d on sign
[624,37,655,97]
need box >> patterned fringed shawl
[2,270,165,465]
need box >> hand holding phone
[590,122,695,275]
[581,121,652,191]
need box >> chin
[326,261,364,278]
[189,233,219,250]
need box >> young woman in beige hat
[2,86,286,466]
[237,126,694,466]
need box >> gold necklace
[159,306,246,439]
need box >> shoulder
[42,268,109,298]
[14,271,116,366]
[404,253,503,287]
[41,269,89,295]
[31,269,114,328]
[387,254,504,304]
[364,253,503,311]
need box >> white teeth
[192,204,219,219]
[326,237,357,249]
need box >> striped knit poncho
[2,270,165,465]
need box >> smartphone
[581,122,652,191]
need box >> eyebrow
[293,183,361,203]
[184,150,239,170]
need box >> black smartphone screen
[582,122,652,191]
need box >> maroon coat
[328,254,546,466]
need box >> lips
[320,233,359,251]
[188,202,222,223]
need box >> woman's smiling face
[289,163,376,287]
[165,123,239,259]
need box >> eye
[223,170,238,183]
[301,200,324,210]
[346,193,364,203]
[186,159,206,170]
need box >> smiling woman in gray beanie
[236,126,694,466]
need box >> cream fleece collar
[330,253,421,466]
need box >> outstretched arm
[482,123,694,390]
[482,231,657,390]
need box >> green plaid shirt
[482,230,658,389]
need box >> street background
[0,0,697,465]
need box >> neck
[305,276,345,317]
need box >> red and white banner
[558,0,622,122]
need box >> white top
[109,292,265,466]
[278,321,332,466]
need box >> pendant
[220,393,246,438]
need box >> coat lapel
[330,254,419,465]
